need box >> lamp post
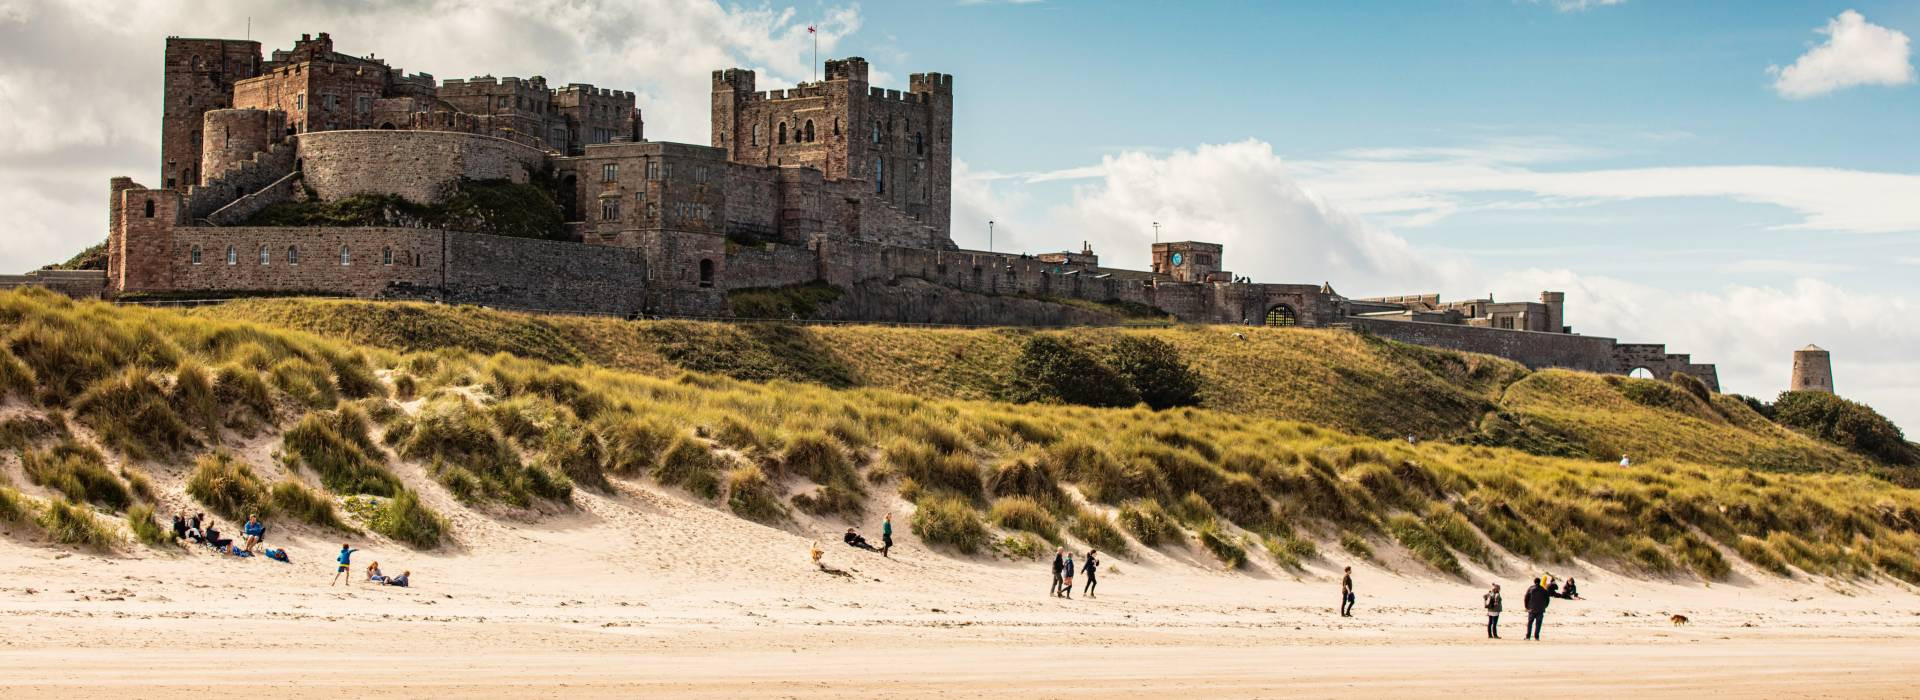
[988,220,995,253]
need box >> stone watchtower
[161,37,264,193]
[1790,344,1834,394]
[710,57,953,245]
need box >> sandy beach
[5,479,1918,699]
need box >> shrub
[22,440,131,511]
[1340,532,1374,560]
[127,504,171,547]
[1735,535,1790,576]
[186,451,269,519]
[782,431,859,488]
[1006,336,1139,408]
[1670,371,1714,405]
[603,416,680,476]
[0,346,33,400]
[270,479,348,531]
[322,348,385,400]
[1264,532,1317,569]
[1426,504,1491,565]
[1196,523,1246,569]
[1388,513,1463,576]
[171,360,221,438]
[1171,491,1219,527]
[1624,535,1673,573]
[995,532,1046,560]
[0,486,33,524]
[1671,532,1729,580]
[1772,391,1916,466]
[885,439,982,501]
[5,318,129,405]
[727,280,847,319]
[369,490,446,548]
[42,499,115,547]
[1068,505,1129,555]
[283,406,403,496]
[270,357,339,409]
[1104,335,1201,409]
[70,368,199,459]
[545,428,611,492]
[912,494,989,554]
[1118,499,1176,547]
[984,455,1065,509]
[989,496,1061,543]
[213,364,276,429]
[656,435,723,500]
[120,466,157,503]
[725,464,787,523]
[0,413,66,451]
[792,483,867,519]
[401,396,565,505]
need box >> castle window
[778,122,787,144]
[601,198,620,221]
[804,120,815,142]
[144,199,156,218]
[295,93,304,111]
[698,259,715,288]
[1497,316,1515,330]
[645,202,658,219]
[646,160,660,180]
[191,246,202,265]
[602,163,618,182]
[875,158,885,194]
[226,246,237,265]
[382,247,393,266]
[872,120,880,143]
[358,95,371,112]
[288,246,299,265]
[259,245,269,265]
[751,123,760,146]
[340,246,350,266]
[915,132,924,155]
[833,118,841,136]
[1264,304,1298,328]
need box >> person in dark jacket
[1559,577,1584,600]
[1050,548,1066,597]
[171,514,188,541]
[843,528,879,552]
[1081,550,1100,598]
[1523,577,1552,640]
[1340,567,1355,617]
[1483,583,1503,639]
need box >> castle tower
[162,37,263,193]
[1539,291,1565,334]
[1790,344,1834,394]
[200,108,285,185]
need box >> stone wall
[201,108,286,185]
[0,270,108,298]
[1347,316,1620,373]
[205,170,301,226]
[181,140,297,220]
[162,38,263,192]
[1614,343,1722,391]
[297,130,549,204]
[442,232,647,313]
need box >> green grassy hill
[0,288,1909,586]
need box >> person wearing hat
[1483,583,1504,639]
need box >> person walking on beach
[1082,549,1100,598]
[331,544,360,586]
[1524,577,1551,640]
[1060,551,1076,600]
[881,512,894,558]
[1483,583,1503,639]
[1050,548,1066,597]
[1340,567,1355,617]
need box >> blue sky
[0,0,1914,428]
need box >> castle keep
[80,32,1717,388]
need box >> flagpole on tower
[809,24,818,82]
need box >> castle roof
[1800,344,1827,352]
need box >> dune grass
[367,489,446,549]
[22,440,131,512]
[989,496,1061,544]
[282,406,403,496]
[41,498,115,548]
[725,464,786,523]
[912,493,989,554]
[126,504,170,547]
[186,451,269,520]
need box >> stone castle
[30,32,1719,387]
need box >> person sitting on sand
[204,523,232,549]
[1559,577,1584,600]
[366,561,386,583]
[242,514,266,553]
[1060,552,1075,600]
[843,528,879,552]
[385,571,410,587]
[171,514,188,542]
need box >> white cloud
[1769,10,1916,99]
[1290,140,1920,234]
[0,0,864,272]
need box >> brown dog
[1670,614,1690,626]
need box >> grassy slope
[7,288,1920,583]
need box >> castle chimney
[1790,344,1834,394]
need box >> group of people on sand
[1335,568,1584,640]
[172,511,291,563]
[329,544,411,587]
[842,513,895,558]
[1048,548,1099,599]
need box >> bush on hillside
[41,498,114,548]
[1772,391,1916,466]
[655,435,724,500]
[368,489,447,549]
[0,413,66,452]
[781,431,860,489]
[186,451,269,519]
[1388,513,1463,576]
[127,504,171,547]
[989,496,1061,543]
[1006,336,1139,408]
[401,396,568,505]
[283,406,404,496]
[912,494,989,554]
[0,346,35,401]
[1103,335,1201,410]
[270,479,349,531]
[247,179,567,241]
[727,280,846,319]
[0,486,34,524]
[603,416,680,476]
[725,464,787,523]
[22,440,131,512]
[70,369,199,459]
[1068,505,1129,555]
[984,455,1065,509]
[1196,523,1245,569]
[1118,499,1177,547]
[792,483,866,519]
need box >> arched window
[751,123,760,146]
[288,245,300,265]
[778,122,787,144]
[382,246,393,265]
[225,245,237,265]
[339,245,351,266]
[190,246,202,265]
[259,245,269,265]
[1264,304,1298,327]
[698,258,715,288]
[804,120,815,142]
[143,199,157,217]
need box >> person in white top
[1619,454,1630,468]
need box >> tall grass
[912,494,989,554]
[22,440,131,511]
[41,499,115,548]
[1068,506,1129,555]
[127,504,171,547]
[282,406,403,496]
[186,451,269,519]
[725,464,786,523]
[369,489,447,549]
[70,368,199,459]
[989,496,1061,543]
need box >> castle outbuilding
[1791,344,1834,394]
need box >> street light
[988,220,995,253]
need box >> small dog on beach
[1669,614,1690,626]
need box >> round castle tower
[200,108,286,187]
[1790,344,1833,394]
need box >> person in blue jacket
[330,544,360,586]
[242,513,267,553]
